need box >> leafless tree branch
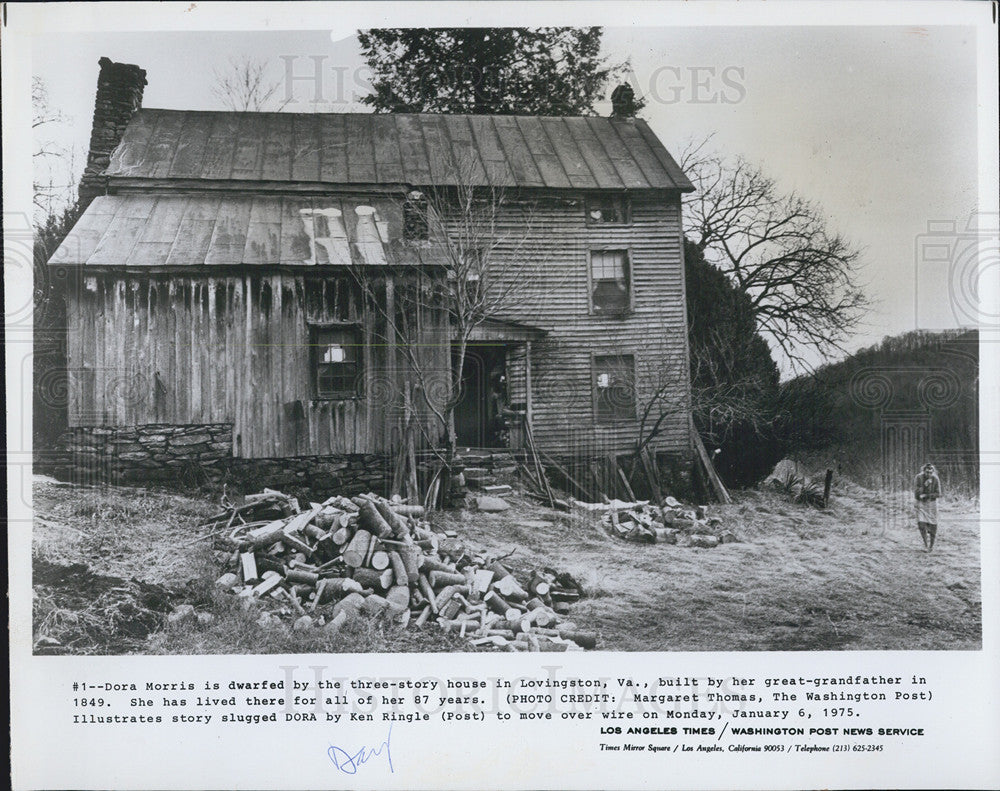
[681,139,870,371]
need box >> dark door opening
[453,344,507,448]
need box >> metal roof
[51,194,442,268]
[106,109,694,192]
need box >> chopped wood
[373,500,410,538]
[352,567,394,590]
[390,504,425,517]
[239,552,259,584]
[285,568,319,586]
[252,574,283,597]
[342,529,374,568]
[208,487,596,650]
[358,501,393,538]
[331,526,352,545]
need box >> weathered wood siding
[483,190,691,457]
[66,271,447,458]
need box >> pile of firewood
[203,489,596,651]
[592,497,736,548]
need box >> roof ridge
[137,107,644,122]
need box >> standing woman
[914,463,943,551]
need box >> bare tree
[33,77,79,227]
[624,335,772,458]
[211,55,290,112]
[343,160,551,502]
[680,138,869,369]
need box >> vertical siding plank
[189,280,202,422]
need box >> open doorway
[453,344,508,448]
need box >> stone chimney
[79,57,146,205]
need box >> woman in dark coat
[914,463,942,551]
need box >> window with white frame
[590,249,631,314]
[313,326,362,398]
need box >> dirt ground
[30,475,981,654]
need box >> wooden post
[524,340,533,429]
[823,468,834,507]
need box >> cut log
[357,501,393,538]
[387,551,409,586]
[418,574,438,613]
[332,592,365,619]
[285,568,319,586]
[239,552,259,584]
[283,504,324,537]
[484,590,511,616]
[494,575,528,602]
[558,629,597,649]
[528,574,551,597]
[252,574,283,597]
[370,550,391,571]
[239,519,292,551]
[420,557,456,574]
[398,545,421,584]
[390,504,425,518]
[414,604,432,627]
[434,584,469,610]
[323,577,364,597]
[314,533,338,559]
[352,567,394,590]
[474,568,495,594]
[360,594,390,618]
[303,524,326,541]
[342,529,374,568]
[429,570,466,588]
[331,526,352,545]
[489,560,512,579]
[386,585,410,615]
[324,609,348,634]
[374,500,410,539]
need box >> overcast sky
[32,24,981,372]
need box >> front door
[453,344,507,448]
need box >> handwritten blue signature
[327,725,394,774]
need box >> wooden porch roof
[467,317,548,343]
[50,193,446,268]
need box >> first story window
[594,354,636,422]
[590,249,631,314]
[313,326,362,398]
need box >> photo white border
[6,2,999,789]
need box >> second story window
[594,354,636,422]
[586,193,628,224]
[403,190,429,241]
[590,249,631,314]
[313,326,362,399]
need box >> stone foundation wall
[47,424,234,485]
[226,455,390,498]
[42,423,391,497]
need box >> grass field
[30,475,981,654]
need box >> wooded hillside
[779,329,978,491]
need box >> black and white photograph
[6,2,999,789]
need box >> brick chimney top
[79,58,147,206]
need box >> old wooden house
[49,58,695,491]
